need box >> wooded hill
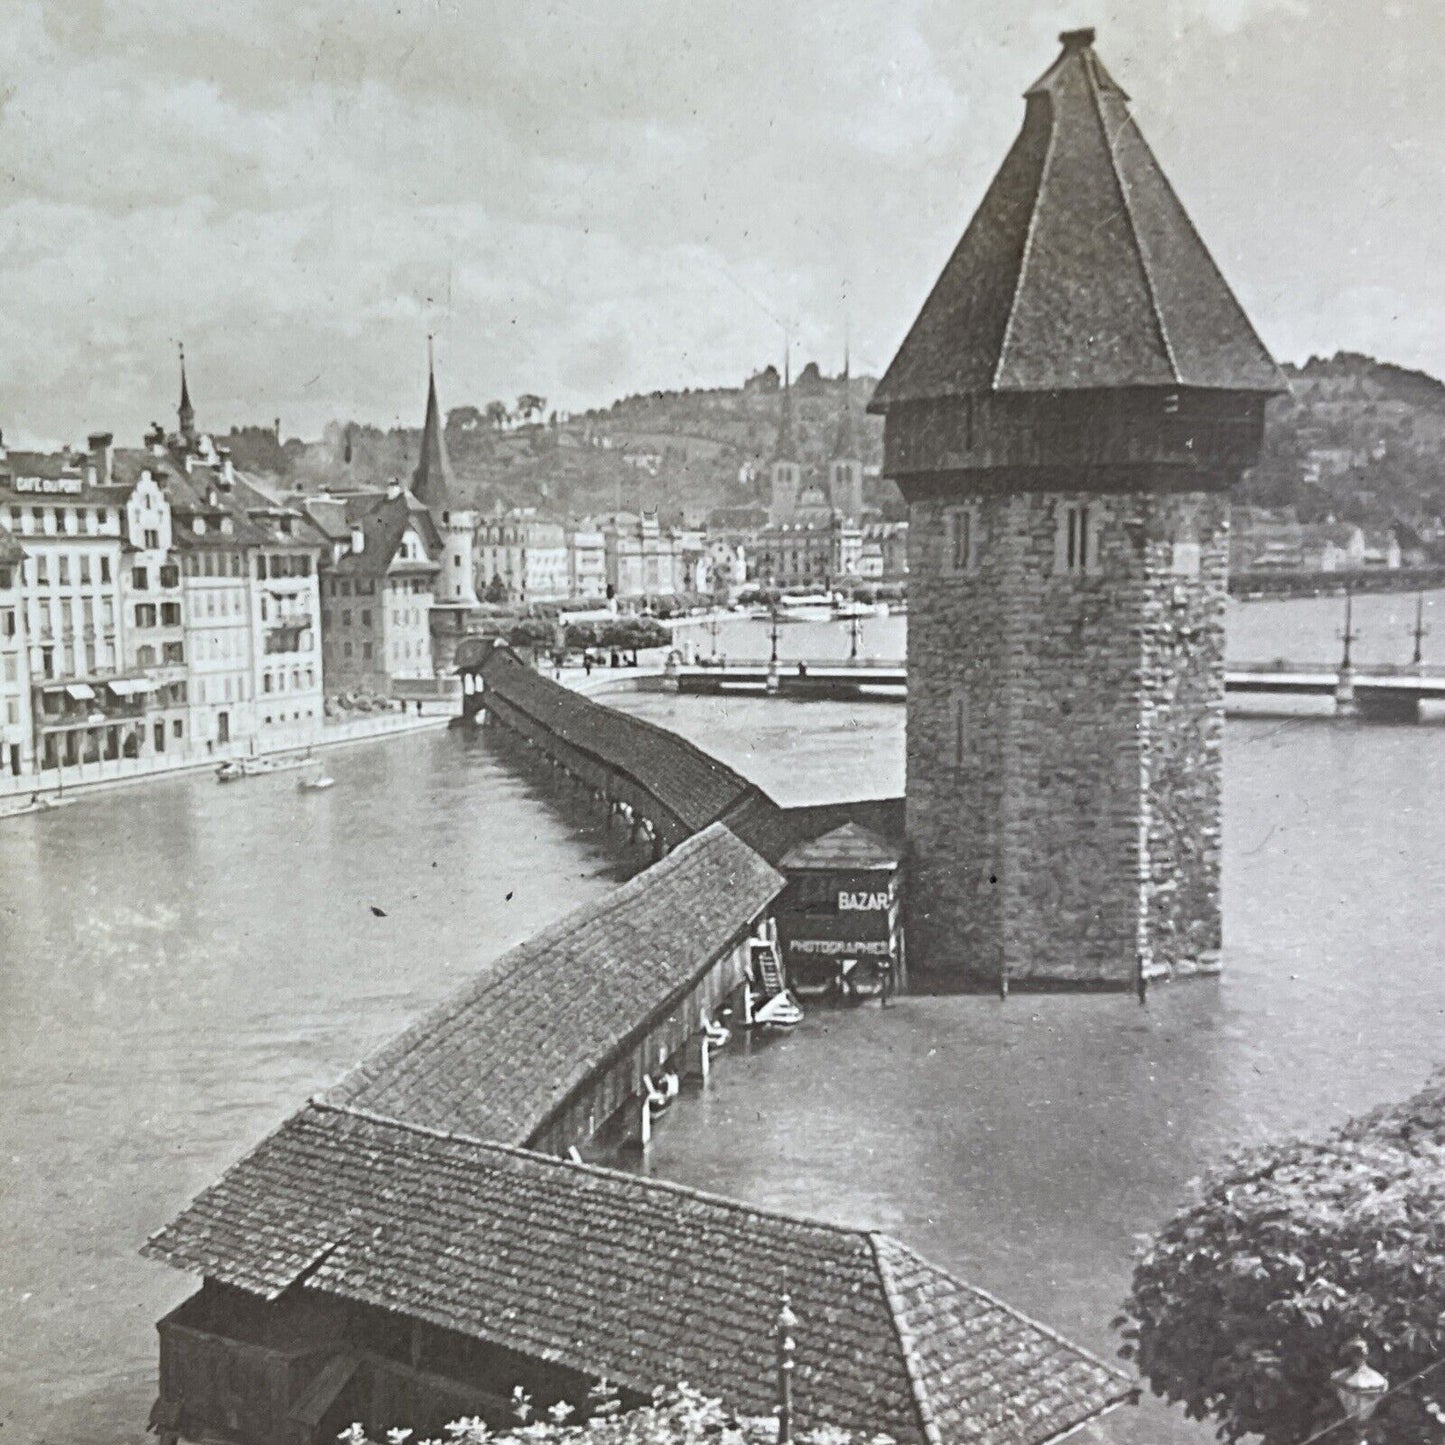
[227,352,1445,529]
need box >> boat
[753,991,805,1029]
[215,761,247,783]
[298,773,335,792]
[216,755,314,783]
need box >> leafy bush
[1120,1074,1445,1444]
[337,1382,892,1445]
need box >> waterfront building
[114,443,191,757]
[565,523,607,599]
[0,523,30,776]
[752,515,862,590]
[868,28,1284,984]
[775,822,904,995]
[601,510,683,599]
[319,489,440,697]
[0,447,135,771]
[475,507,569,603]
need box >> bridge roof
[870,28,1283,410]
[481,647,760,831]
[144,1102,1131,1445]
[324,822,783,1145]
[722,793,906,867]
[780,821,903,873]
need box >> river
[3,591,1444,1443]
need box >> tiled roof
[870,29,1283,410]
[326,823,784,1144]
[779,821,903,873]
[481,647,761,833]
[144,1104,1131,1445]
[330,492,439,579]
[722,793,906,868]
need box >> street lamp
[1332,1338,1388,1441]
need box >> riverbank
[0,707,456,817]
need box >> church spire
[178,343,196,441]
[774,349,798,463]
[411,336,456,511]
[830,341,857,461]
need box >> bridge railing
[678,656,906,672]
[1228,659,1445,678]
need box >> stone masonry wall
[906,487,1227,987]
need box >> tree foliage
[336,1382,891,1445]
[1121,1075,1445,1445]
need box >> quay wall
[0,707,455,815]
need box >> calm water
[4,594,1445,1444]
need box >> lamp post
[1332,1338,1388,1444]
[775,1291,798,1445]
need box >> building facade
[869,28,1283,986]
[0,530,29,776]
[476,509,569,603]
[565,525,607,599]
[602,511,682,599]
[752,516,862,590]
[320,492,439,697]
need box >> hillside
[224,351,1445,530]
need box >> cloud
[0,0,1440,447]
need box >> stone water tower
[868,29,1285,987]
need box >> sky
[0,0,1440,448]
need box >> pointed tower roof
[830,346,858,461]
[411,341,456,510]
[870,28,1284,411]
[773,352,798,463]
[178,345,196,439]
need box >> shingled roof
[481,647,761,833]
[870,28,1284,410]
[722,793,906,868]
[331,491,440,579]
[144,1103,1131,1445]
[326,823,783,1144]
[779,821,903,873]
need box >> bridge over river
[669,656,1445,720]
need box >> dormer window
[193,518,207,535]
[220,517,234,535]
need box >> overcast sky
[0,0,1440,447]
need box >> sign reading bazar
[839,890,889,912]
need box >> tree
[1120,1074,1445,1445]
[485,400,510,429]
[517,394,547,424]
[336,1381,891,1445]
[484,574,509,605]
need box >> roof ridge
[326,823,770,1102]
[872,1234,1136,1387]
[1081,50,1180,383]
[992,93,1055,391]
[308,1097,881,1243]
[868,1234,946,1445]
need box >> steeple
[411,336,456,511]
[773,351,798,463]
[177,344,196,441]
[829,343,857,461]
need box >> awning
[107,678,156,696]
[65,683,95,701]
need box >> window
[133,567,149,591]
[135,603,157,628]
[943,507,978,574]
[96,509,108,530]
[144,528,160,549]
[360,610,371,627]
[57,556,71,586]
[263,673,273,694]
[160,564,179,588]
[137,645,156,667]
[1,609,14,639]
[343,641,353,659]
[1055,502,1100,575]
[341,610,351,627]
[362,642,372,661]
[173,719,183,739]
[35,555,49,585]
[100,557,111,583]
[161,602,181,626]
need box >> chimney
[274,417,281,441]
[386,478,403,501]
[87,432,114,485]
[218,448,234,488]
[350,524,365,554]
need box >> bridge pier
[1333,667,1357,717]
